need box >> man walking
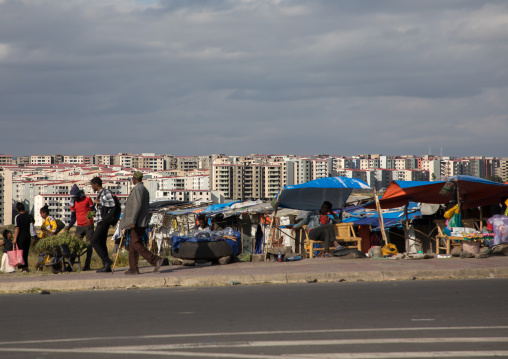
[66,184,94,271]
[90,177,115,273]
[121,171,163,275]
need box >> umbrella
[277,177,371,210]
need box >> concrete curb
[2,267,508,293]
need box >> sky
[1,0,507,158]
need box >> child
[1,229,16,273]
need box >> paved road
[1,279,508,358]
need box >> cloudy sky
[1,0,507,158]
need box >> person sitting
[196,214,211,232]
[289,201,341,257]
[0,229,15,273]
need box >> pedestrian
[12,202,34,272]
[89,177,115,273]
[120,171,163,275]
[1,229,15,273]
[65,184,94,271]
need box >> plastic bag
[443,204,459,219]
[7,245,25,267]
[448,213,462,228]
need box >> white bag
[1,253,15,273]
[30,222,37,237]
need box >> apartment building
[392,169,429,182]
[30,155,53,165]
[117,154,134,168]
[95,154,115,166]
[16,156,30,165]
[0,169,13,225]
[312,159,331,179]
[498,158,508,182]
[154,189,211,203]
[421,159,442,181]
[132,154,165,171]
[63,155,84,164]
[366,169,393,190]
[176,156,200,171]
[0,155,13,166]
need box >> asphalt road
[1,279,508,358]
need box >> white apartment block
[63,155,83,164]
[263,164,282,199]
[379,156,394,169]
[312,160,330,179]
[421,159,442,181]
[392,169,429,182]
[295,158,313,184]
[134,155,165,171]
[498,158,508,182]
[95,155,114,166]
[394,158,413,170]
[62,155,94,164]
[440,159,462,178]
[0,155,13,166]
[155,189,211,203]
[359,158,380,170]
[118,154,133,168]
[0,170,13,225]
[30,155,53,165]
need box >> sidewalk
[1,255,508,293]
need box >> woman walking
[12,202,34,272]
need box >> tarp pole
[404,202,409,253]
[456,181,462,218]
[374,189,388,245]
[479,206,483,231]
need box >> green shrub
[34,231,89,255]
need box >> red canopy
[370,176,508,209]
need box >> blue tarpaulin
[278,177,371,211]
[202,201,241,213]
[172,229,241,256]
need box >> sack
[7,245,25,267]
[102,195,121,227]
[382,243,398,256]
[55,219,66,234]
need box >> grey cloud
[0,0,507,157]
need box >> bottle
[278,249,282,262]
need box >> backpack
[55,219,66,234]
[102,195,122,227]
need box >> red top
[319,214,328,225]
[71,197,94,227]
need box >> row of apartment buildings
[0,154,221,173]
[1,153,507,226]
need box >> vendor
[487,197,508,246]
[196,214,212,231]
[288,201,341,257]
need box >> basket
[462,241,480,255]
